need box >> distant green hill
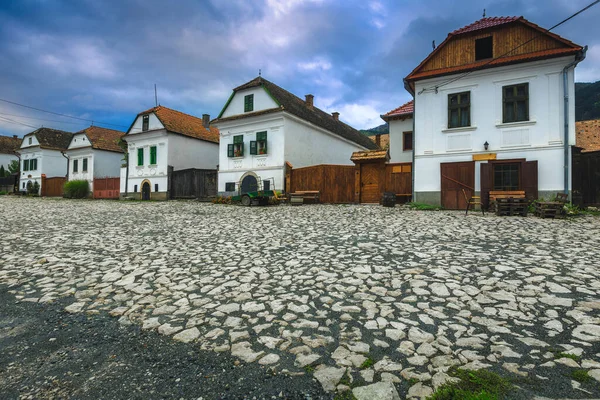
[360,123,388,136]
[576,81,600,121]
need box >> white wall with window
[18,147,68,194]
[389,117,413,163]
[412,56,576,202]
[220,87,279,118]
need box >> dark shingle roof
[0,135,21,155]
[130,106,219,144]
[25,128,73,150]
[73,126,125,153]
[215,77,378,150]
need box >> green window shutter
[150,146,157,164]
[137,148,144,166]
[250,141,257,155]
[244,94,254,112]
[73,159,78,173]
[23,160,28,171]
[256,131,267,141]
[227,144,234,157]
[33,159,38,170]
[82,158,88,172]
[233,135,243,144]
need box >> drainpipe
[61,151,69,180]
[404,79,416,202]
[562,46,587,198]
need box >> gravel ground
[1,196,600,399]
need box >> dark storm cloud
[0,0,598,135]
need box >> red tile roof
[74,126,125,153]
[381,100,414,121]
[132,106,219,144]
[576,119,600,153]
[451,16,520,35]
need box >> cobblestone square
[1,197,599,398]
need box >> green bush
[64,180,90,199]
[0,191,7,195]
[26,181,40,196]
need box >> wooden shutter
[227,144,234,157]
[256,131,267,141]
[82,158,88,172]
[23,160,28,171]
[521,160,538,201]
[244,95,254,112]
[233,135,243,144]
[480,162,492,209]
[250,141,257,155]
[150,146,157,164]
[137,148,144,165]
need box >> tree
[7,160,19,174]
[0,165,5,177]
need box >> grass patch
[334,391,357,400]
[407,202,442,211]
[428,368,513,400]
[571,369,591,383]
[303,365,315,374]
[359,357,374,369]
[554,353,581,362]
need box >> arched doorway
[240,174,258,194]
[141,181,151,200]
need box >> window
[150,146,157,165]
[73,159,78,173]
[137,148,144,166]
[244,94,254,112]
[475,36,493,60]
[228,135,244,157]
[154,183,159,192]
[142,115,149,131]
[448,92,470,128]
[28,137,32,145]
[225,182,236,192]
[493,163,520,191]
[250,131,268,155]
[82,158,88,172]
[23,159,29,171]
[31,159,37,170]
[134,185,138,192]
[403,131,413,151]
[503,83,529,123]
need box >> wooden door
[360,163,383,203]
[142,182,150,200]
[441,161,474,209]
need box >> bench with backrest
[535,192,568,218]
[289,190,320,205]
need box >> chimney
[305,94,314,109]
[332,112,339,121]
[13,135,18,139]
[202,114,210,129]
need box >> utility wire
[0,111,90,127]
[0,116,39,129]
[418,0,600,94]
[0,97,129,128]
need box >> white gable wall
[68,133,92,150]
[128,113,164,134]
[412,56,577,204]
[389,117,414,163]
[221,87,279,118]
[123,130,169,197]
[20,133,39,149]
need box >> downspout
[61,151,69,181]
[124,140,129,197]
[404,79,416,202]
[562,46,587,198]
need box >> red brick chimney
[305,94,314,109]
[332,112,339,121]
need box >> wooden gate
[360,163,384,203]
[94,177,120,199]
[169,168,217,199]
[441,161,474,209]
[41,176,66,197]
[572,148,600,206]
[288,164,355,203]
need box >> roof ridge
[450,16,521,36]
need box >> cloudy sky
[0,0,599,137]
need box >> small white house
[212,76,378,195]
[0,135,20,173]
[403,16,585,208]
[381,100,414,164]
[120,105,219,200]
[18,128,72,194]
[65,126,124,192]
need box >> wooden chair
[462,189,484,216]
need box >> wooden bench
[395,193,412,203]
[488,191,526,215]
[535,193,568,218]
[289,190,320,205]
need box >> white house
[18,128,72,194]
[0,135,20,173]
[403,16,586,209]
[65,126,124,191]
[120,105,219,200]
[381,100,414,164]
[212,76,378,195]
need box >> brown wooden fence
[169,168,217,199]
[94,177,120,199]
[573,148,600,206]
[287,163,412,204]
[288,164,355,203]
[41,176,66,197]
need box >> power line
[0,116,39,129]
[0,97,129,129]
[0,111,90,127]
[418,0,600,94]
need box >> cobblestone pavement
[2,197,600,399]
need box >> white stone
[407,382,433,399]
[173,327,200,343]
[313,366,346,392]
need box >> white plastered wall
[389,117,414,163]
